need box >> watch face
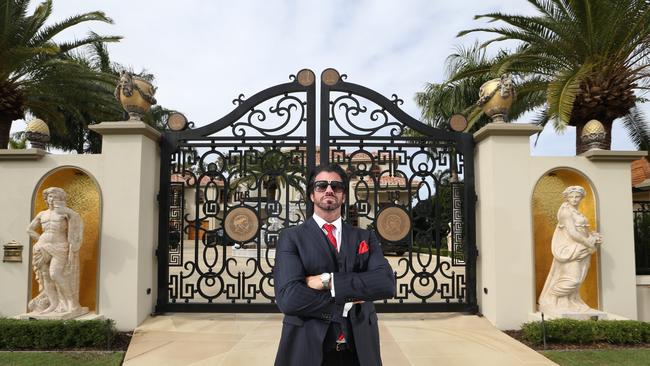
[320,273,331,281]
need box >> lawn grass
[541,349,650,366]
[0,351,124,366]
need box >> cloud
[13,0,639,153]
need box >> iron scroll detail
[321,70,477,312]
[157,71,316,312]
[156,69,476,314]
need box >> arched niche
[532,168,599,311]
[30,167,102,312]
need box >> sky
[13,0,643,155]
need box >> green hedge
[521,319,650,345]
[0,318,117,350]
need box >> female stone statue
[538,186,603,315]
[27,187,85,316]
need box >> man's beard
[315,195,341,211]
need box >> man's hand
[305,275,324,290]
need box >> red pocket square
[358,240,369,254]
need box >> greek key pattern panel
[160,72,314,305]
[323,74,474,307]
[166,144,308,304]
[158,69,476,312]
[329,144,469,304]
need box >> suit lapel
[305,217,338,266]
[340,222,358,272]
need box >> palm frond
[29,11,113,47]
[621,107,650,150]
[463,106,485,133]
[58,34,121,54]
[546,64,591,129]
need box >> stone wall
[0,120,644,331]
[0,122,160,330]
[474,123,644,329]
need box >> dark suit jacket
[274,217,395,366]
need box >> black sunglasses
[313,180,345,193]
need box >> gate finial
[321,68,340,86]
[296,69,315,86]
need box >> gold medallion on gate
[224,207,258,242]
[376,206,410,242]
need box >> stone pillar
[89,122,160,330]
[474,123,644,329]
[473,123,543,329]
[578,150,645,319]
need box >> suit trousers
[322,346,359,366]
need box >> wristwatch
[320,273,331,290]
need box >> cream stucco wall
[0,153,102,318]
[474,123,643,330]
[0,122,159,330]
[638,275,650,322]
[1,120,643,331]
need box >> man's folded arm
[333,232,396,304]
[274,233,340,319]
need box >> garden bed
[504,329,650,350]
[0,318,131,351]
[504,317,650,351]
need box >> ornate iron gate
[156,69,477,313]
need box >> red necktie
[323,223,338,250]
[323,223,346,345]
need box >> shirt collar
[312,213,342,232]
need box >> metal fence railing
[633,202,650,275]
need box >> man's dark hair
[306,163,348,201]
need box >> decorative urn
[114,72,157,120]
[24,118,50,149]
[477,74,516,123]
[581,119,607,151]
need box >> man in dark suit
[274,163,395,366]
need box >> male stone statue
[27,187,86,317]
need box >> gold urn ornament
[580,119,607,151]
[477,74,516,123]
[114,72,157,120]
[24,118,50,149]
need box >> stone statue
[538,186,603,316]
[26,187,87,318]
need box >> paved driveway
[123,313,555,366]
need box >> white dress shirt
[312,214,353,317]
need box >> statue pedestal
[17,307,90,320]
[528,311,628,322]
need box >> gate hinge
[474,193,478,203]
[154,248,159,258]
[156,192,160,203]
[475,249,479,258]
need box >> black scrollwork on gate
[157,69,476,313]
[157,72,316,312]
[321,71,477,312]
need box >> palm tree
[415,42,547,133]
[45,42,172,153]
[415,44,492,132]
[0,0,121,148]
[455,0,650,153]
[229,147,306,203]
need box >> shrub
[521,319,650,346]
[0,318,117,350]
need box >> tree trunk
[267,185,277,203]
[0,118,12,149]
